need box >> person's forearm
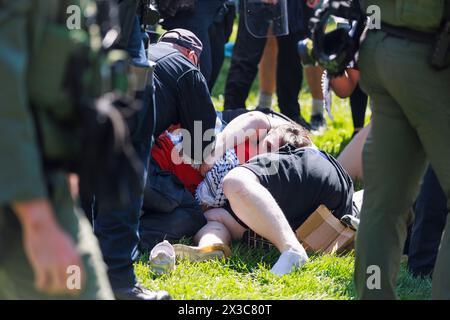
[330,68,360,98]
[12,197,85,296]
[205,112,270,165]
[330,72,357,98]
[12,199,58,233]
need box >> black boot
[310,114,326,131]
[114,284,171,300]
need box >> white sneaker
[149,240,175,275]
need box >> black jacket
[148,43,217,163]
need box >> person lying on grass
[163,111,356,276]
[141,110,299,249]
[150,109,298,205]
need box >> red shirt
[151,128,203,194]
[151,126,253,194]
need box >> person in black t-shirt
[172,115,354,277]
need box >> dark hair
[269,123,312,149]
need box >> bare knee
[204,220,227,232]
[194,220,231,245]
[204,207,246,240]
[223,168,256,198]
[204,208,228,224]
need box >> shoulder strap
[445,0,450,20]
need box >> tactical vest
[26,0,129,166]
[360,0,448,32]
[22,0,150,210]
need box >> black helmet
[309,0,367,76]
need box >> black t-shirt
[148,43,217,163]
[240,144,354,230]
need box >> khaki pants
[354,30,450,299]
[0,172,114,300]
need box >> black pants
[161,0,225,84]
[408,166,448,277]
[224,4,307,120]
[349,84,368,131]
[208,4,236,91]
[81,32,155,289]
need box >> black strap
[380,22,435,44]
[444,0,450,24]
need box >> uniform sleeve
[0,5,48,205]
[177,69,217,164]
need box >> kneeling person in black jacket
[149,28,218,165]
[139,29,219,250]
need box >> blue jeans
[127,17,150,68]
[408,166,448,277]
[161,0,225,84]
[93,136,152,289]
[89,16,154,289]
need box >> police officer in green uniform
[0,0,116,299]
[354,0,450,299]
[0,0,164,299]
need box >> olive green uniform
[355,0,450,299]
[0,0,113,299]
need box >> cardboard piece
[295,205,355,254]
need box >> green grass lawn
[135,52,433,300]
[136,246,431,300]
